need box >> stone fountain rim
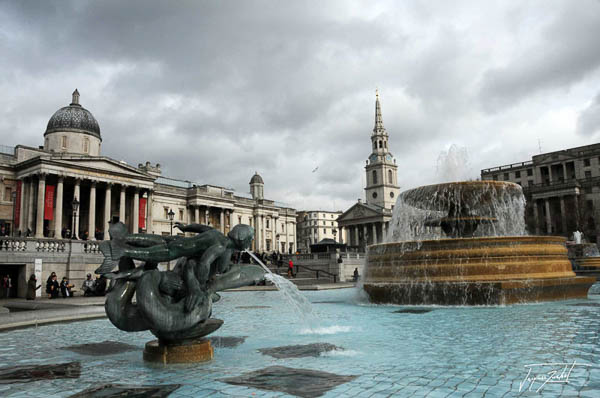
[369,235,567,248]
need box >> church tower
[365,90,399,209]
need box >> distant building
[481,143,600,243]
[296,210,345,253]
[0,90,296,253]
[337,90,400,250]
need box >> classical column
[363,224,368,249]
[87,181,97,240]
[119,185,126,224]
[104,183,112,239]
[194,206,200,224]
[27,179,35,232]
[205,208,209,225]
[35,174,46,238]
[372,223,378,244]
[147,190,153,233]
[544,199,552,234]
[219,209,224,233]
[354,226,359,247]
[54,177,64,238]
[19,178,27,234]
[133,188,140,233]
[225,210,231,232]
[261,215,266,250]
[385,222,389,240]
[533,200,540,235]
[73,179,81,239]
[253,215,258,251]
[559,196,567,235]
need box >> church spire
[71,89,80,106]
[373,88,386,135]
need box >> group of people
[23,272,107,300]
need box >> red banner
[44,185,55,221]
[14,180,22,228]
[139,198,147,230]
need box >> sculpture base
[143,339,213,364]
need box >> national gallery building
[0,90,296,254]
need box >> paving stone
[219,365,357,398]
[60,341,138,356]
[0,362,81,384]
[68,383,181,397]
[258,343,342,358]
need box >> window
[515,171,521,178]
[390,192,395,198]
[585,170,592,178]
[388,170,393,183]
[83,137,89,153]
[372,170,378,184]
[372,192,378,198]
[239,216,242,224]
[61,136,67,149]
[266,219,270,228]
[4,187,12,201]
[527,169,533,176]
[179,210,184,220]
[323,229,326,234]
[503,172,509,180]
[378,140,382,148]
[584,158,591,167]
[163,208,169,218]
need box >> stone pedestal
[143,339,214,364]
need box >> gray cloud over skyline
[1,0,600,211]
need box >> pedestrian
[1,275,10,298]
[353,267,360,282]
[60,277,74,298]
[26,274,41,300]
[82,274,95,296]
[46,272,56,298]
[94,275,107,296]
[287,259,294,278]
[47,274,59,299]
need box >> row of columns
[342,222,390,250]
[252,214,293,253]
[20,174,150,240]
[532,195,578,235]
[188,205,230,234]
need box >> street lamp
[168,208,175,236]
[71,198,80,239]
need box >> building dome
[250,172,264,184]
[44,89,101,140]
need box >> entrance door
[0,264,25,298]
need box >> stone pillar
[104,183,112,239]
[225,210,231,232]
[35,174,46,238]
[219,209,224,233]
[18,178,27,234]
[261,215,266,251]
[372,223,377,244]
[560,196,567,236]
[253,215,258,251]
[54,177,64,238]
[119,185,126,224]
[533,200,541,235]
[73,179,81,239]
[385,222,389,240]
[205,208,209,225]
[88,181,96,240]
[363,224,368,249]
[133,188,140,233]
[27,179,35,232]
[354,226,359,247]
[147,190,153,233]
[544,198,552,234]
[194,207,200,224]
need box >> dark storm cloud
[1,1,599,210]
[479,0,600,111]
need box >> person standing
[287,259,294,278]
[47,274,59,299]
[1,275,9,298]
[26,274,41,300]
[46,272,57,298]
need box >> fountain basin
[364,236,596,305]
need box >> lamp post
[168,208,175,236]
[71,198,80,239]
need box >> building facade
[337,91,400,250]
[481,143,600,244]
[0,90,296,253]
[296,210,346,253]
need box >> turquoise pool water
[1,288,599,397]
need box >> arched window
[388,170,393,183]
[372,170,378,184]
[378,140,382,148]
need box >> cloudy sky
[1,0,600,212]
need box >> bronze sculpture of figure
[97,221,265,345]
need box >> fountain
[363,179,596,305]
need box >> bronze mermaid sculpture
[97,221,265,343]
